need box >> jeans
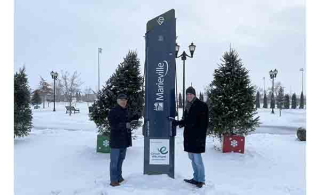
[110,148,127,182]
[188,152,205,183]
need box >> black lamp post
[269,69,278,114]
[50,71,58,112]
[175,42,196,110]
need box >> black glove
[168,117,179,127]
[126,122,131,129]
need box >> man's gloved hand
[126,122,131,129]
[168,117,179,127]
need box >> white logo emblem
[103,140,109,147]
[231,140,238,148]
[154,102,164,111]
[157,16,164,25]
[158,35,164,41]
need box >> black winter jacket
[179,98,209,153]
[108,105,138,148]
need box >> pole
[183,59,185,111]
[53,78,56,112]
[98,49,100,91]
[272,77,274,114]
[175,66,179,120]
[302,69,304,94]
[263,77,265,94]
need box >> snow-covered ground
[14,103,306,195]
[254,108,306,134]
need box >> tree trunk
[69,101,72,116]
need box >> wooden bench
[65,106,80,114]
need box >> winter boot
[119,178,125,183]
[196,182,205,188]
[110,181,120,187]
[183,179,198,185]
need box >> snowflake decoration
[230,140,238,147]
[103,140,109,147]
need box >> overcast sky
[14,0,305,95]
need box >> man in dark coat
[170,86,209,188]
[108,94,138,187]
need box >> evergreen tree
[291,93,297,109]
[284,94,290,109]
[14,67,33,137]
[89,51,144,135]
[299,92,305,109]
[263,93,268,108]
[207,48,259,139]
[76,91,82,102]
[255,91,260,108]
[277,87,284,116]
[178,93,183,108]
[31,90,42,106]
[199,92,204,101]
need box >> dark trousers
[110,148,127,182]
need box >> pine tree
[89,51,144,135]
[263,93,268,108]
[284,94,290,109]
[76,91,82,102]
[199,92,204,101]
[299,92,305,109]
[31,90,42,106]
[207,48,259,139]
[255,91,260,108]
[178,93,183,108]
[291,93,297,109]
[14,67,33,137]
[277,87,284,116]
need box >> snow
[254,108,306,134]
[15,103,306,195]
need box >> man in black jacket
[170,86,209,188]
[108,94,138,187]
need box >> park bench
[65,106,80,114]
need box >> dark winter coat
[108,105,135,148]
[179,98,209,153]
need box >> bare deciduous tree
[38,77,52,108]
[83,87,95,106]
[51,79,64,102]
[267,81,282,99]
[274,82,282,97]
[60,71,83,115]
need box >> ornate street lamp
[50,71,58,112]
[269,69,278,114]
[175,42,196,110]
